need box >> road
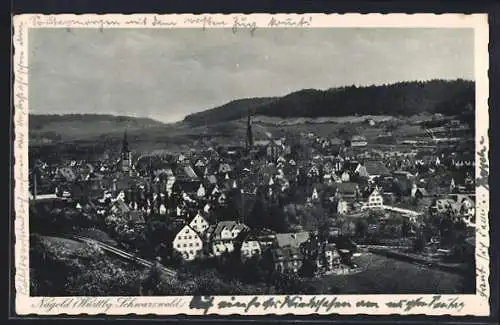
[71,235,178,278]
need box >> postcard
[12,13,490,316]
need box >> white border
[12,13,490,316]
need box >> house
[270,246,303,274]
[218,163,232,174]
[362,186,384,210]
[340,170,350,182]
[357,160,390,182]
[336,199,349,215]
[189,211,210,235]
[332,182,360,200]
[350,135,368,147]
[311,188,320,201]
[172,224,204,261]
[366,118,376,127]
[54,167,77,182]
[127,210,146,224]
[234,230,264,261]
[274,232,310,249]
[410,183,429,199]
[196,184,206,197]
[207,221,249,257]
[302,236,342,275]
[429,198,458,215]
[111,199,130,215]
[450,194,475,217]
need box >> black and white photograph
[13,13,490,316]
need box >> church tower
[245,108,254,153]
[121,130,132,176]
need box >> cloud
[28,28,474,122]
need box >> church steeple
[122,130,130,153]
[121,130,132,175]
[246,108,254,152]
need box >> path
[72,235,178,278]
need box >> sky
[28,28,474,123]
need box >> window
[177,244,180,248]
[189,243,193,247]
[195,243,199,247]
[183,244,187,247]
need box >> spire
[246,108,254,152]
[122,130,130,153]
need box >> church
[121,131,133,176]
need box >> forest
[184,79,474,125]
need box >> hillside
[29,114,166,144]
[183,79,474,126]
[184,97,277,125]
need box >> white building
[311,188,319,201]
[240,239,262,260]
[172,225,203,261]
[336,199,349,215]
[341,171,350,182]
[196,184,206,197]
[159,203,167,215]
[208,221,249,257]
[362,187,384,210]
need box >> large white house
[172,225,203,261]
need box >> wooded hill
[184,79,474,126]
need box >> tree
[299,258,317,278]
[412,228,426,253]
[240,256,267,284]
[355,219,368,239]
[271,270,304,294]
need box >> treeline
[29,114,164,131]
[184,79,474,125]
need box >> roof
[270,246,303,261]
[275,232,310,249]
[364,160,390,176]
[416,187,429,196]
[210,221,249,238]
[127,210,145,224]
[206,175,218,184]
[113,200,130,214]
[351,135,367,142]
[334,182,359,195]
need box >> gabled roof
[211,221,249,238]
[363,160,390,176]
[270,246,303,261]
[333,182,359,195]
[275,232,310,249]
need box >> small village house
[207,221,249,257]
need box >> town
[29,111,476,296]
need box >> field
[306,253,473,294]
